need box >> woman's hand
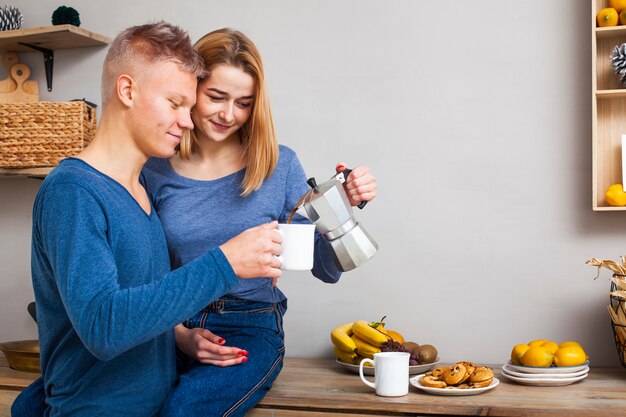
[174,324,248,367]
[336,163,377,206]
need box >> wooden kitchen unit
[2,356,626,416]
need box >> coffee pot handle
[340,168,368,210]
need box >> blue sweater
[141,145,341,304]
[31,158,238,417]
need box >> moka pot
[298,169,378,272]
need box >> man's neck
[76,114,147,188]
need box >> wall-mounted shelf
[0,25,109,52]
[0,25,109,92]
[0,167,50,178]
[591,1,626,210]
[0,26,108,179]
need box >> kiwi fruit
[416,344,438,364]
[403,341,420,352]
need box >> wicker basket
[0,101,96,168]
[610,281,626,367]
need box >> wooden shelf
[596,25,626,39]
[0,25,108,179]
[597,89,626,99]
[0,25,109,53]
[0,167,50,178]
[592,1,626,210]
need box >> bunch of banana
[331,322,357,354]
[352,319,391,347]
[350,333,380,359]
[331,318,396,363]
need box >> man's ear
[117,74,135,107]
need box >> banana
[351,334,381,359]
[334,346,358,364]
[352,319,391,347]
[330,322,356,353]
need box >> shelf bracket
[17,42,54,92]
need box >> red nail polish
[241,356,248,362]
[238,350,248,356]
[218,338,225,344]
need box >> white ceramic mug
[276,223,315,270]
[359,352,410,397]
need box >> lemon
[606,184,626,206]
[521,346,554,367]
[559,341,582,349]
[527,339,548,348]
[554,345,587,367]
[540,341,560,355]
[511,344,530,365]
[597,8,619,27]
[610,0,626,13]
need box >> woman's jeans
[160,297,286,417]
[11,297,285,417]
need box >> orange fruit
[527,339,548,348]
[511,344,530,365]
[540,341,560,355]
[554,345,587,367]
[606,184,626,206]
[597,8,619,27]
[385,329,405,344]
[521,346,554,367]
[610,0,626,13]
[621,9,626,25]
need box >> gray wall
[2,0,622,366]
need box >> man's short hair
[101,21,206,105]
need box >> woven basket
[0,101,96,168]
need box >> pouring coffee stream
[287,168,378,272]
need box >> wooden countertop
[2,356,626,416]
[251,358,626,417]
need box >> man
[12,21,282,417]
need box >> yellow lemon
[540,341,560,355]
[554,345,587,367]
[559,341,582,349]
[527,339,548,348]
[610,0,626,13]
[521,346,554,367]
[597,8,619,27]
[510,344,530,365]
[606,184,626,206]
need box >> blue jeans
[160,297,286,417]
[11,376,47,417]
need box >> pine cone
[611,43,626,87]
[0,6,23,31]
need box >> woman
[141,28,377,416]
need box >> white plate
[501,363,588,379]
[501,371,588,386]
[409,373,499,396]
[505,361,589,374]
[335,358,440,376]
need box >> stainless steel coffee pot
[297,169,378,272]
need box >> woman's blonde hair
[180,28,278,196]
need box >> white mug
[276,223,315,270]
[359,352,410,397]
